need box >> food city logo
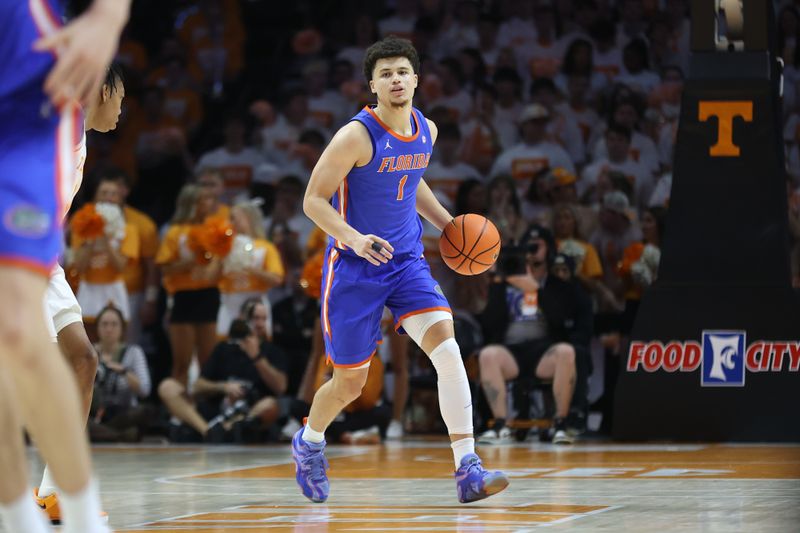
[627,331,800,387]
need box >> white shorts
[76,279,130,321]
[44,264,83,342]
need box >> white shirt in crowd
[308,90,350,131]
[593,47,624,83]
[616,69,662,97]
[496,16,538,50]
[424,160,484,203]
[261,114,328,165]
[592,131,661,175]
[493,103,523,149]
[490,141,575,196]
[195,146,265,203]
[428,90,474,122]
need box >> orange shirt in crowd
[71,224,140,284]
[123,206,159,293]
[556,238,604,281]
[218,238,285,294]
[156,224,219,294]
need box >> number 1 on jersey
[396,174,408,201]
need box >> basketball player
[0,1,128,532]
[294,36,509,504]
[34,63,125,524]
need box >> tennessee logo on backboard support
[698,101,753,157]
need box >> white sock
[302,424,325,444]
[38,466,57,498]
[59,478,107,533]
[451,437,476,469]
[0,490,51,533]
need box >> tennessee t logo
[698,101,753,157]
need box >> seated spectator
[489,104,574,198]
[454,179,488,217]
[617,38,661,97]
[216,200,284,337]
[264,175,316,250]
[89,305,152,442]
[551,203,604,291]
[487,175,527,244]
[195,116,266,203]
[580,122,655,209]
[424,122,483,203]
[591,97,660,175]
[589,191,643,315]
[617,206,666,333]
[476,225,592,445]
[159,319,288,442]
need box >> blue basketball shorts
[320,248,451,367]
[0,0,80,276]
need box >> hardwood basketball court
[8,440,798,532]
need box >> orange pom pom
[187,225,211,264]
[70,204,105,240]
[202,215,235,257]
[300,249,325,299]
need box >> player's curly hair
[363,36,420,83]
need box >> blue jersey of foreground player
[0,0,81,275]
[321,105,451,368]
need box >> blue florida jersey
[330,105,432,263]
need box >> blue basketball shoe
[292,428,330,503]
[455,453,509,503]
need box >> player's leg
[306,365,371,434]
[38,267,99,503]
[0,267,107,533]
[0,372,51,533]
[387,324,409,438]
[293,250,384,503]
[534,343,577,444]
[390,263,508,503]
[36,322,99,513]
[56,322,98,423]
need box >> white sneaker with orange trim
[33,488,109,525]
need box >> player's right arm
[303,122,394,266]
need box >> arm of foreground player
[416,118,452,231]
[303,122,394,266]
[34,0,131,107]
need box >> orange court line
[193,445,800,480]
[169,511,568,522]
[237,503,609,513]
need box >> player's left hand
[34,0,129,107]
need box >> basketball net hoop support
[612,0,799,442]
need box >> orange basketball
[439,214,501,275]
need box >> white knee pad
[401,310,452,347]
[429,338,474,435]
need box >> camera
[497,242,539,276]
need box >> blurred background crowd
[63,0,800,445]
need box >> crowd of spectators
[65,0,800,444]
